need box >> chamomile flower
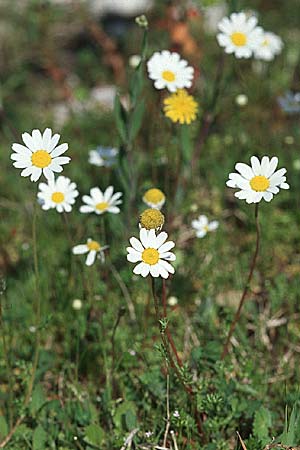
[127,228,176,279]
[163,89,198,125]
[192,215,219,238]
[139,209,165,231]
[80,186,122,215]
[88,146,119,167]
[217,12,263,59]
[226,156,289,204]
[37,176,79,213]
[143,188,166,210]
[11,128,70,182]
[147,50,194,92]
[72,239,108,266]
[254,31,283,61]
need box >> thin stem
[110,263,136,321]
[221,204,260,359]
[163,374,170,448]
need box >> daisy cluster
[217,12,283,60]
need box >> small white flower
[129,54,142,68]
[168,296,178,306]
[147,50,194,92]
[142,188,166,210]
[127,228,176,279]
[11,128,70,182]
[254,31,283,61]
[227,156,289,204]
[192,215,219,238]
[145,431,153,438]
[72,239,108,266]
[80,186,122,215]
[235,94,248,106]
[217,12,263,59]
[37,176,79,213]
[173,410,180,418]
[72,299,83,310]
[88,146,119,167]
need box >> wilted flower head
[140,209,165,231]
[72,239,108,266]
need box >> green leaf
[0,416,8,439]
[129,99,145,141]
[253,407,272,444]
[84,424,104,447]
[114,94,128,143]
[30,384,46,417]
[280,404,300,445]
[113,401,137,431]
[32,425,47,450]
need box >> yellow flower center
[163,90,198,125]
[96,201,109,211]
[250,175,270,192]
[51,192,65,203]
[262,38,269,47]
[142,248,159,265]
[31,150,52,168]
[162,70,175,82]
[144,188,165,205]
[140,209,165,230]
[231,32,247,46]
[87,240,101,251]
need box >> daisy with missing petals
[147,50,194,92]
[80,186,122,215]
[192,215,219,238]
[254,31,283,61]
[72,239,108,266]
[226,156,289,204]
[127,228,176,279]
[143,188,166,210]
[163,89,198,125]
[217,12,263,59]
[11,128,70,182]
[37,176,79,213]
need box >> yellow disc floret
[163,89,198,125]
[51,192,65,203]
[142,248,160,265]
[250,175,270,192]
[140,209,165,230]
[87,240,101,251]
[96,201,109,212]
[231,32,247,46]
[143,188,165,206]
[162,70,176,82]
[31,150,52,168]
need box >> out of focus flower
[192,215,219,238]
[80,186,122,215]
[284,136,294,145]
[145,431,153,438]
[203,2,228,34]
[140,209,165,231]
[143,188,166,209]
[277,91,300,114]
[235,94,248,106]
[227,156,289,204]
[88,146,119,167]
[72,239,108,266]
[254,31,283,61]
[293,159,300,171]
[72,299,83,310]
[147,51,194,92]
[163,89,198,124]
[38,176,79,213]
[11,128,70,182]
[168,296,178,306]
[127,228,176,279]
[173,410,180,418]
[217,12,263,59]
[129,54,142,68]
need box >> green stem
[0,297,14,429]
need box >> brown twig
[221,204,260,359]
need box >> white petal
[86,251,96,266]
[129,237,144,252]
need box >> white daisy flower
[11,128,71,182]
[192,215,219,238]
[226,156,289,204]
[79,186,122,215]
[37,176,79,213]
[254,31,283,61]
[127,228,176,279]
[147,50,194,92]
[217,12,263,59]
[72,239,108,266]
[142,188,166,210]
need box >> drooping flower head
[127,228,176,279]
[163,89,198,125]
[72,239,108,266]
[11,128,70,182]
[254,31,283,61]
[88,146,119,167]
[226,156,289,204]
[38,176,79,213]
[143,188,166,210]
[140,208,165,231]
[80,186,122,215]
[192,215,219,238]
[217,12,263,59]
[147,50,194,92]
